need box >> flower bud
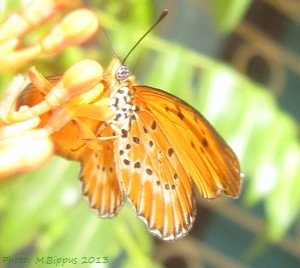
[40,9,99,55]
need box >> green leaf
[211,0,252,32]
[266,142,300,241]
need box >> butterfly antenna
[102,27,118,57]
[122,9,168,64]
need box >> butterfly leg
[95,121,121,141]
[37,108,105,152]
[72,118,105,151]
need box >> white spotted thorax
[106,57,138,126]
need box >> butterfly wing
[115,110,196,240]
[80,126,125,218]
[115,85,240,240]
[134,86,241,199]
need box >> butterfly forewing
[80,126,125,218]
[133,86,241,199]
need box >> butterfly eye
[115,65,131,82]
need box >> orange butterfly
[17,11,241,240]
[17,55,241,240]
[86,57,241,240]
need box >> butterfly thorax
[106,57,138,126]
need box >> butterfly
[18,54,241,240]
[16,7,241,239]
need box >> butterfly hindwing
[115,108,196,240]
[80,126,125,218]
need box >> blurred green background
[0,0,300,267]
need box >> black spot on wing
[146,168,153,175]
[134,161,141,169]
[168,148,174,157]
[132,136,140,144]
[151,121,157,130]
[202,138,208,147]
[148,140,154,148]
[125,144,131,150]
[123,159,130,166]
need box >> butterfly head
[105,57,135,88]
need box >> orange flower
[0,0,101,178]
[0,74,54,178]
